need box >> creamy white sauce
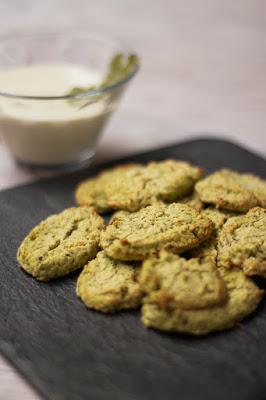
[0,64,112,165]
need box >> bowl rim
[0,30,140,101]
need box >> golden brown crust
[17,207,104,281]
[75,163,142,212]
[217,207,266,277]
[186,208,239,263]
[142,267,264,335]
[140,252,227,310]
[177,191,204,211]
[196,169,266,212]
[76,251,142,313]
[100,203,214,261]
[76,160,203,213]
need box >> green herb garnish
[67,53,139,98]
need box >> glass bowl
[0,31,139,168]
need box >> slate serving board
[1,138,266,400]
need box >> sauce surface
[0,63,101,97]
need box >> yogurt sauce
[0,64,111,165]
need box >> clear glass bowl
[0,31,139,168]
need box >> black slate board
[1,138,266,400]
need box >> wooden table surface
[0,0,265,398]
